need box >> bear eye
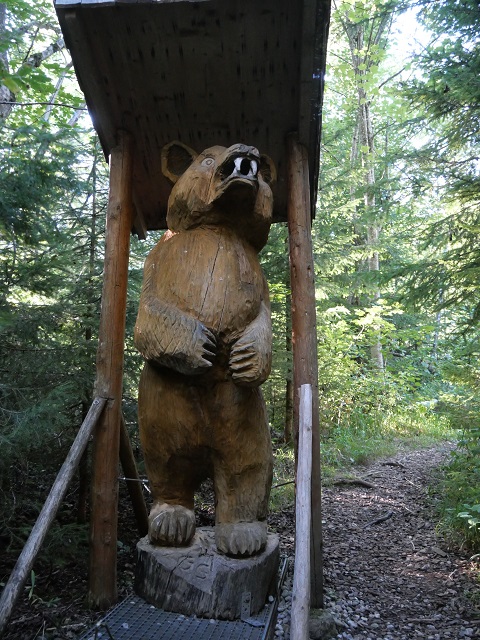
[201,157,215,167]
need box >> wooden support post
[287,133,324,608]
[119,414,149,537]
[0,397,106,638]
[291,384,313,640]
[88,131,134,609]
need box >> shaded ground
[1,443,479,639]
[0,483,139,640]
[271,443,480,639]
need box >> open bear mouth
[219,155,259,183]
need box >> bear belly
[155,227,264,339]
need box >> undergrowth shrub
[320,401,453,473]
[432,365,480,551]
[269,445,295,511]
[437,424,480,551]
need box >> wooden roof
[55,0,331,236]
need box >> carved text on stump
[135,528,280,619]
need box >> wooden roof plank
[55,0,82,6]
[299,0,331,215]
[55,0,331,232]
[81,0,117,6]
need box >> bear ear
[259,154,277,186]
[161,141,198,184]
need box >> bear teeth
[233,156,257,178]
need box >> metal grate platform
[78,594,277,640]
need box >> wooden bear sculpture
[134,142,276,557]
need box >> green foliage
[409,0,479,149]
[324,402,452,469]
[396,0,480,327]
[1,0,84,127]
[0,129,102,478]
[0,0,478,566]
[438,433,480,550]
[457,503,480,536]
[306,0,480,551]
[430,363,480,550]
[259,223,291,434]
[269,446,295,511]
[385,0,480,547]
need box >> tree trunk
[284,236,294,444]
[0,3,15,122]
[88,131,134,609]
[344,13,391,371]
[432,291,444,360]
[77,142,101,524]
[76,401,90,525]
[287,134,323,608]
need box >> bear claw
[215,521,267,557]
[148,503,196,547]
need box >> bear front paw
[188,322,217,373]
[168,321,217,375]
[148,503,196,546]
[215,521,267,557]
[229,341,270,386]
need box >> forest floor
[272,442,480,639]
[1,441,479,639]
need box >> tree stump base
[135,527,280,620]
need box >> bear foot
[148,503,196,547]
[215,521,267,557]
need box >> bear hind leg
[146,453,209,547]
[211,385,273,557]
[213,455,272,557]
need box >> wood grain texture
[291,384,313,640]
[88,131,134,609]
[135,528,279,620]
[134,143,274,558]
[287,134,323,608]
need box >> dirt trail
[319,444,480,639]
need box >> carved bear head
[161,142,276,251]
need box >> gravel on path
[270,444,480,640]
